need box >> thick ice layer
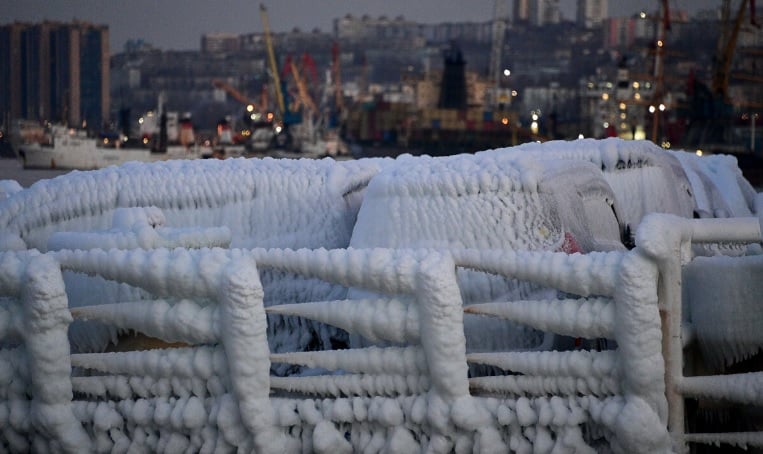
[349,153,625,355]
[480,138,695,227]
[0,157,387,251]
[0,140,758,452]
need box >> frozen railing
[1,243,676,453]
[638,209,763,453]
[2,209,761,452]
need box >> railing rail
[1,210,761,452]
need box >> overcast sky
[1,0,720,53]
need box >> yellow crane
[289,60,319,119]
[259,4,286,117]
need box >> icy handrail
[1,244,676,453]
[47,206,232,251]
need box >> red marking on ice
[557,232,584,254]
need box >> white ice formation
[0,138,761,453]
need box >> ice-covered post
[415,250,497,445]
[21,254,92,453]
[218,256,285,454]
[636,214,693,452]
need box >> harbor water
[0,158,71,187]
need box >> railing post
[21,255,91,453]
[659,244,686,452]
[415,251,469,400]
[218,256,285,454]
[636,214,692,453]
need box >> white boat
[18,124,210,170]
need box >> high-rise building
[515,0,561,27]
[577,0,609,29]
[0,21,109,131]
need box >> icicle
[270,346,426,375]
[467,350,617,379]
[464,297,614,339]
[71,345,227,379]
[48,226,231,251]
[270,374,429,397]
[452,249,623,297]
[266,298,419,344]
[71,375,212,400]
[71,300,219,345]
[469,374,619,397]
[253,248,426,295]
[677,372,763,405]
[683,431,763,449]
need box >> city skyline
[1,0,720,53]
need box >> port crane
[259,3,286,118]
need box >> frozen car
[478,138,696,243]
[348,152,626,356]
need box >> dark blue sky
[1,0,719,53]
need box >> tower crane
[259,4,286,117]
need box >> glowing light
[530,121,539,134]
[102,138,109,145]
[601,93,609,101]
[696,149,703,156]
[661,141,671,149]
[531,113,539,121]
[503,68,511,77]
[633,82,640,89]
[649,105,656,114]
[577,134,584,139]
[501,117,509,125]
[275,125,283,133]
[246,104,255,112]
[250,114,257,120]
[659,103,666,111]
[620,113,627,120]
[267,112,274,121]
[138,117,144,125]
[640,11,647,18]
[634,93,642,101]
[603,122,609,129]
[657,40,664,48]
[511,90,518,96]
[142,138,149,144]
[619,103,626,110]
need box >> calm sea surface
[0,158,72,187]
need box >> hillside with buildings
[2,1,763,157]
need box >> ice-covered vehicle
[349,152,626,356]
[479,138,698,241]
